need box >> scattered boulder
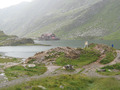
[41,56,45,61]
[37,85,46,89]
[28,64,36,68]
[108,69,112,72]
[63,65,74,70]
[118,57,120,59]
[60,85,64,89]
[112,69,119,72]
[97,69,106,72]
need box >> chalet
[38,33,60,40]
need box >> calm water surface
[0,40,120,58]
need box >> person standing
[84,41,88,48]
[112,44,114,48]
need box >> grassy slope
[55,48,100,68]
[54,0,120,40]
[0,31,10,41]
[0,58,19,63]
[1,0,120,40]
[98,63,120,76]
[28,0,120,40]
[70,0,120,40]
[100,51,116,64]
[2,74,120,90]
[0,31,17,43]
[25,8,87,38]
[4,64,47,80]
[24,0,102,38]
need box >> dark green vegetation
[27,59,36,64]
[99,71,120,76]
[0,58,19,63]
[4,64,47,80]
[89,43,117,64]
[100,52,116,64]
[2,74,120,90]
[102,63,120,70]
[97,63,120,76]
[55,49,100,68]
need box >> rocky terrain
[25,43,116,65]
[25,47,81,64]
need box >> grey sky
[0,0,32,9]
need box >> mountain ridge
[0,0,119,40]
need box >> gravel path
[82,50,120,78]
[82,54,106,77]
[107,50,120,65]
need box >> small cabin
[38,33,60,40]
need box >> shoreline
[0,43,51,47]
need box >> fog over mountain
[0,0,119,40]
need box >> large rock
[63,65,74,70]
[97,69,106,72]
[28,64,36,68]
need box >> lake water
[0,40,120,58]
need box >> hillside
[0,31,17,41]
[0,31,35,46]
[0,0,119,40]
[1,44,119,89]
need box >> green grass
[102,63,120,70]
[0,58,19,63]
[89,77,120,90]
[100,52,116,64]
[2,74,120,90]
[98,71,120,76]
[55,48,100,68]
[88,43,117,64]
[27,59,36,64]
[98,63,120,76]
[4,64,47,80]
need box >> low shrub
[5,64,47,80]
[100,52,116,64]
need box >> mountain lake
[0,40,120,58]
